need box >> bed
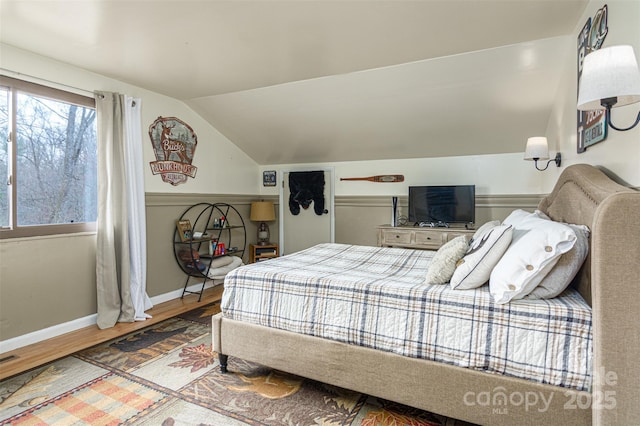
[212,164,640,425]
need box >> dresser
[377,225,475,250]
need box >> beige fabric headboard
[537,164,636,306]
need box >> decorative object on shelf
[576,4,608,153]
[148,116,198,186]
[176,219,193,242]
[215,242,226,255]
[524,137,561,171]
[391,196,398,227]
[250,201,276,245]
[263,170,277,186]
[177,248,206,272]
[577,44,640,133]
[340,174,404,183]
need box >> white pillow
[210,256,235,268]
[424,236,469,285]
[450,225,513,290]
[533,209,551,220]
[471,220,500,242]
[526,224,590,299]
[502,209,533,228]
[490,211,577,304]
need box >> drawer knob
[395,235,399,238]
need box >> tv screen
[408,185,475,226]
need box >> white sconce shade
[524,137,550,160]
[577,45,640,111]
[524,137,561,171]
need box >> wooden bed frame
[213,164,640,425]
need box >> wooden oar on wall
[340,175,404,183]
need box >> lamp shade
[577,45,640,111]
[524,137,549,160]
[250,201,276,222]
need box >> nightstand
[249,243,279,263]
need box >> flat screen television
[408,185,475,226]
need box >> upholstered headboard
[537,164,636,306]
[538,163,640,424]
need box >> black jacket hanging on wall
[289,171,325,216]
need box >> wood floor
[0,285,224,381]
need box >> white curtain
[95,92,152,329]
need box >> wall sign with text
[263,170,277,187]
[577,4,608,153]
[149,116,198,186]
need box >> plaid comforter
[222,243,592,391]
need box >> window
[0,76,97,238]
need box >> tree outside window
[0,76,97,238]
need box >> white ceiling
[0,0,588,165]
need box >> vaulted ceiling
[0,0,588,165]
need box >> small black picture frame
[263,170,277,187]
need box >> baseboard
[148,280,219,305]
[0,314,99,355]
[0,281,218,354]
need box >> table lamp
[250,201,276,245]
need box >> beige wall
[144,194,283,298]
[0,233,97,337]
[145,194,258,297]
[0,195,261,343]
[259,153,550,198]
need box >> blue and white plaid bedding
[222,243,592,391]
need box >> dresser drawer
[378,225,475,250]
[382,230,412,245]
[414,231,445,247]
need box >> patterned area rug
[0,303,477,425]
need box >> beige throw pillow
[424,236,469,285]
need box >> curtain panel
[95,92,152,329]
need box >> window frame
[0,75,97,239]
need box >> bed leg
[219,354,228,373]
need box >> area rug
[0,303,477,425]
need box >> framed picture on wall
[263,170,277,186]
[176,219,193,242]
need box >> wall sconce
[250,201,276,245]
[524,137,561,171]
[577,45,640,131]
